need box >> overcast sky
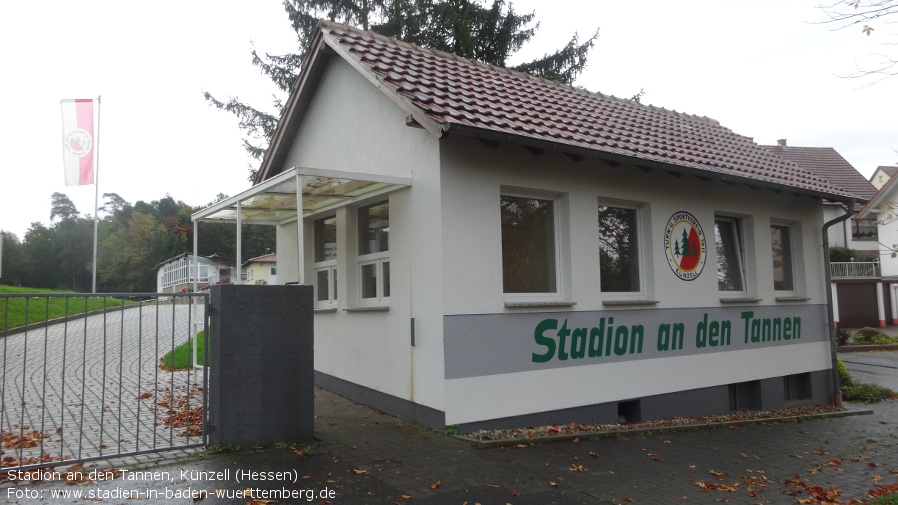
[1,0,895,239]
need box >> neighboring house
[243,253,277,285]
[155,253,235,293]
[870,166,898,190]
[762,141,877,256]
[855,176,898,326]
[193,22,854,431]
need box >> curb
[458,407,873,450]
[838,344,898,353]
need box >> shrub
[852,327,898,345]
[839,357,895,403]
[837,328,851,346]
[829,247,855,262]
[838,357,853,387]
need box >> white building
[194,22,854,430]
[155,253,234,293]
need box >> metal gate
[0,293,208,473]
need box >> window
[852,219,878,241]
[500,194,557,294]
[314,215,338,305]
[715,217,745,292]
[784,373,812,401]
[770,224,794,291]
[598,205,640,292]
[358,202,389,302]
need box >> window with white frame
[598,204,640,293]
[314,215,338,306]
[770,224,794,291]
[358,202,389,303]
[500,193,559,297]
[715,217,746,293]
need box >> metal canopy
[192,166,412,225]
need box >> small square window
[784,373,812,401]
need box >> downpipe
[823,198,854,408]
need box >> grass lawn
[160,330,206,370]
[869,494,898,504]
[0,285,137,331]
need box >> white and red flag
[60,99,95,186]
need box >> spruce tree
[206,0,599,182]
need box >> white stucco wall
[437,136,833,425]
[276,56,445,411]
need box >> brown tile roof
[761,145,876,202]
[263,21,852,201]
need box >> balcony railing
[830,261,880,278]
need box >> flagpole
[91,95,101,294]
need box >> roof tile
[321,23,849,199]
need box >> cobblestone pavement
[0,301,206,468]
[4,351,898,504]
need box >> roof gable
[258,21,851,202]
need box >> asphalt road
[840,350,898,391]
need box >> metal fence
[0,293,208,472]
[830,261,880,278]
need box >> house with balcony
[842,173,898,328]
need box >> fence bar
[0,292,208,472]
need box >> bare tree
[818,0,898,84]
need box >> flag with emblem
[60,99,95,186]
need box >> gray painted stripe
[444,305,828,379]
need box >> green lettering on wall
[531,319,557,363]
[630,325,644,354]
[696,313,709,348]
[558,320,570,361]
[588,326,604,357]
[571,327,587,359]
[741,311,753,343]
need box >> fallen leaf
[430,480,440,489]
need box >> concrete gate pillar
[208,284,314,446]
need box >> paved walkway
[6,383,898,504]
[0,301,205,468]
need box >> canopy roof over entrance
[193,166,412,225]
[191,166,411,286]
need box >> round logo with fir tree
[664,211,706,281]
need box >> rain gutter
[822,198,855,408]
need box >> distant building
[155,253,235,293]
[242,253,277,285]
[870,166,898,190]
[762,141,877,256]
